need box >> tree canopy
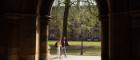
[49,0,101,41]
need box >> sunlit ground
[48,41,101,56]
[45,40,101,60]
[51,55,101,60]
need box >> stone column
[96,0,109,59]
[39,15,52,60]
[100,15,109,60]
[38,0,54,60]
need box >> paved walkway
[51,55,101,60]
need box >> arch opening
[47,0,103,60]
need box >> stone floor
[51,55,101,60]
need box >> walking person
[55,37,67,58]
[60,37,67,58]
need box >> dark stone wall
[130,11,140,60]
[105,0,140,60]
[0,0,54,60]
[0,16,36,60]
[0,0,38,14]
[98,0,140,60]
[129,0,140,60]
[0,0,37,60]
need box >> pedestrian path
[51,55,101,60]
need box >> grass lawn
[48,40,101,56]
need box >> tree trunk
[62,0,71,46]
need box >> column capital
[40,15,52,25]
[40,15,52,21]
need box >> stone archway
[43,0,140,60]
[48,0,109,60]
[0,0,140,60]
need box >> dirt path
[51,55,101,60]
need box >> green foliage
[49,0,100,40]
